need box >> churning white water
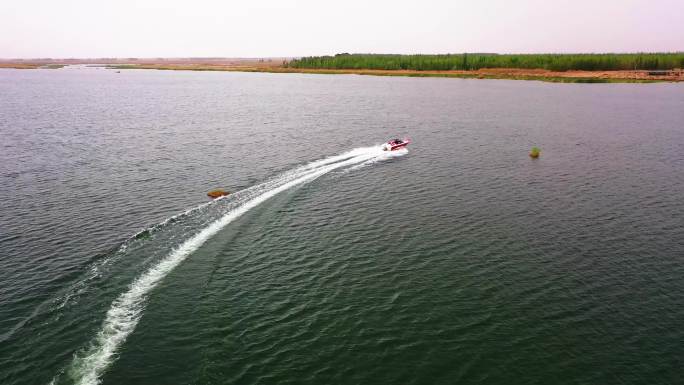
[66,146,405,385]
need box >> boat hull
[383,138,411,151]
[388,143,408,151]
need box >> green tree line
[288,53,684,71]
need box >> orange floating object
[207,189,230,199]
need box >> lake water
[1,67,683,385]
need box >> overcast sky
[1,0,683,58]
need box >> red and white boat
[382,138,411,151]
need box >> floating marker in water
[529,146,541,158]
[207,189,230,198]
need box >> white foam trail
[342,147,408,173]
[67,146,398,385]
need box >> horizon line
[3,51,684,61]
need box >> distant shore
[285,53,684,83]
[105,64,684,83]
[3,57,684,83]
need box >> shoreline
[104,64,684,83]
[0,63,65,69]
[4,62,684,83]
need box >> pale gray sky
[1,0,683,58]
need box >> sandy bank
[109,64,684,83]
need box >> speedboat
[382,138,410,151]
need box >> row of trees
[288,53,684,71]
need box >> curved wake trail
[65,146,401,385]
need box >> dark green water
[1,67,683,385]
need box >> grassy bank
[0,63,65,69]
[0,63,40,69]
[109,64,674,83]
[7,54,683,82]
[289,53,684,71]
[41,64,65,69]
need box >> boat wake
[62,145,405,385]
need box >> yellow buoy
[529,146,541,158]
[207,189,230,199]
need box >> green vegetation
[110,64,663,83]
[288,53,684,71]
[530,147,541,158]
[274,69,656,83]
